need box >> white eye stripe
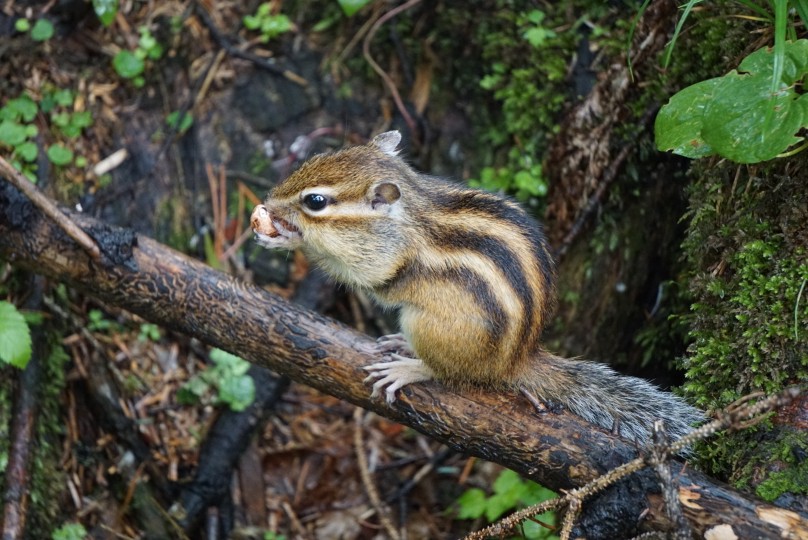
[300,186,338,199]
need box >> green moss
[756,460,808,502]
[0,338,71,537]
[682,166,808,411]
[680,156,808,487]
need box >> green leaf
[52,111,70,127]
[210,348,250,376]
[455,488,487,519]
[53,88,74,107]
[52,522,87,540]
[523,27,556,48]
[177,375,209,403]
[72,110,93,129]
[16,141,38,162]
[31,19,54,41]
[47,144,74,165]
[483,469,528,521]
[260,14,292,39]
[93,0,118,26]
[656,40,808,163]
[484,491,518,522]
[337,0,372,17]
[138,28,157,51]
[217,373,255,411]
[526,10,546,25]
[166,111,193,133]
[0,120,28,146]
[655,78,721,158]
[701,73,804,163]
[243,15,261,30]
[15,18,30,32]
[113,50,145,79]
[6,95,38,122]
[492,469,523,495]
[0,301,33,369]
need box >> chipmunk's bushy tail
[519,353,704,446]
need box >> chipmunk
[251,131,703,445]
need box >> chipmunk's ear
[370,131,401,156]
[371,181,401,210]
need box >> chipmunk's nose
[251,205,269,232]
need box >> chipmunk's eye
[302,193,329,211]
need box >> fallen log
[1,179,805,539]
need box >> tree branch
[0,179,805,539]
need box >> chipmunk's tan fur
[252,132,703,445]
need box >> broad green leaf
[93,0,118,26]
[455,488,487,519]
[484,470,527,521]
[655,78,722,158]
[113,50,145,79]
[0,120,28,146]
[47,144,74,165]
[31,19,54,41]
[338,0,372,17]
[737,40,808,86]
[485,490,521,522]
[0,301,32,369]
[493,469,524,495]
[701,73,804,163]
[15,18,30,32]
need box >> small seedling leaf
[0,301,32,369]
[47,144,74,165]
[31,19,54,41]
[0,120,28,146]
[338,0,373,17]
[113,50,145,79]
[93,0,118,26]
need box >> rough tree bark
[0,180,806,539]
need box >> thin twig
[195,1,306,86]
[463,386,803,540]
[362,0,423,137]
[0,156,101,261]
[354,408,401,540]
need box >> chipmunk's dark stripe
[431,189,555,295]
[448,266,508,339]
[376,261,508,340]
[422,221,534,356]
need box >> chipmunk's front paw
[374,333,415,357]
[363,355,434,403]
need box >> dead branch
[0,179,806,539]
[1,277,45,540]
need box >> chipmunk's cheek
[251,204,302,249]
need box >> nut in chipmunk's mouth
[250,204,301,248]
